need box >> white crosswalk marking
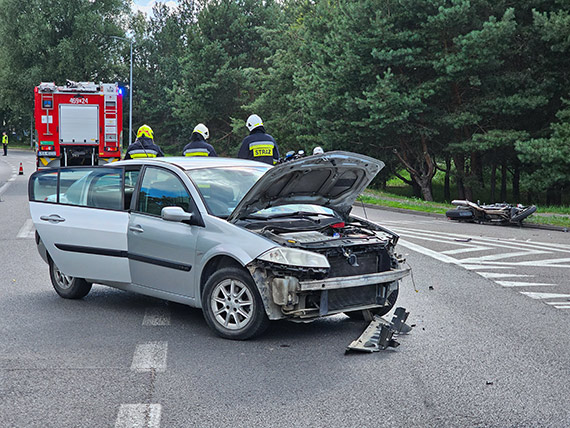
[115,404,161,428]
[131,342,168,373]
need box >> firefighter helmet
[246,114,263,132]
[193,123,209,140]
[313,146,324,155]
[137,124,154,139]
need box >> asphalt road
[1,151,569,427]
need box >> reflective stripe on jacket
[124,136,164,160]
[129,150,158,158]
[181,139,217,157]
[184,148,210,157]
[238,130,279,165]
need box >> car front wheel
[49,259,92,299]
[202,267,269,340]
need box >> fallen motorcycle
[446,200,537,225]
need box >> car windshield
[186,166,269,217]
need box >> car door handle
[40,214,66,223]
[129,225,144,233]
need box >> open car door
[29,166,131,284]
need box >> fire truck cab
[34,81,123,168]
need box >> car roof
[113,156,271,171]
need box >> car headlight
[258,247,330,268]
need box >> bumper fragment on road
[346,307,412,353]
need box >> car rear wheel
[345,288,399,320]
[49,259,92,299]
[202,267,269,340]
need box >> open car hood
[227,151,385,223]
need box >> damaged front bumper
[248,263,411,321]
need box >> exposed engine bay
[241,214,410,321]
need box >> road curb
[358,202,569,233]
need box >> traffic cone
[18,162,23,175]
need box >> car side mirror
[161,206,193,223]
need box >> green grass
[359,189,570,229]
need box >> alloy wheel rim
[54,266,73,289]
[211,279,253,330]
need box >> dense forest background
[0,0,569,204]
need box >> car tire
[49,259,92,299]
[345,288,399,320]
[202,267,269,340]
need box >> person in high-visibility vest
[124,125,165,159]
[2,132,7,156]
[182,124,217,157]
[237,114,279,165]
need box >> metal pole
[129,40,133,147]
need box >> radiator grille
[328,285,377,311]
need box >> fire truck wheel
[345,288,399,320]
[49,259,92,299]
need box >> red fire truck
[34,80,123,168]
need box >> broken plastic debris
[346,307,411,354]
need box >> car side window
[136,167,192,216]
[29,167,124,210]
[61,168,123,210]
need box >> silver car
[29,152,410,339]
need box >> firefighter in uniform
[182,124,217,157]
[237,114,279,165]
[124,125,165,159]
[2,132,8,156]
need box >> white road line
[131,342,168,373]
[495,281,556,287]
[391,226,570,253]
[0,162,18,197]
[460,250,550,264]
[115,404,161,428]
[519,292,570,300]
[544,301,570,306]
[515,257,570,266]
[441,246,492,255]
[461,265,515,270]
[552,305,570,309]
[142,307,171,326]
[16,219,35,239]
[398,239,460,264]
[477,272,533,279]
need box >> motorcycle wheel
[510,205,537,223]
